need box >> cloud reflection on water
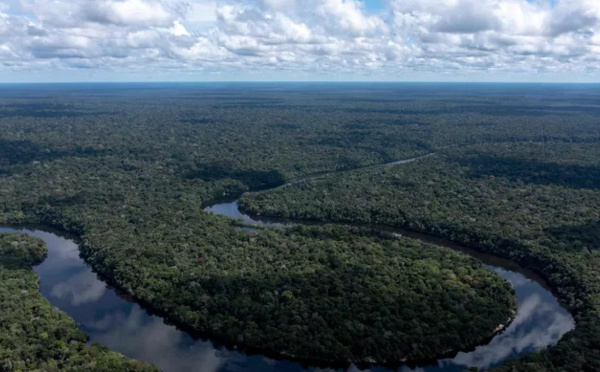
[447,293,574,370]
[51,270,107,305]
[90,306,224,372]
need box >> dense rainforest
[0,83,599,370]
[0,233,157,371]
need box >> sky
[1,0,600,82]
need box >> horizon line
[2,81,600,85]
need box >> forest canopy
[0,83,599,370]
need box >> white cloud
[20,0,187,28]
[84,0,185,27]
[317,0,388,35]
[170,20,190,36]
[2,0,600,80]
[186,1,218,24]
[259,0,298,13]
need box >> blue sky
[0,0,599,82]
[363,0,385,13]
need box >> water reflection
[51,270,107,306]
[430,268,575,371]
[205,202,288,228]
[0,227,575,372]
[90,307,224,372]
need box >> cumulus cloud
[83,0,187,27]
[1,0,600,80]
[20,0,187,28]
[433,1,500,34]
[317,0,388,35]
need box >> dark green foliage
[0,233,157,372]
[0,233,46,269]
[186,164,286,189]
[457,154,600,189]
[78,224,516,364]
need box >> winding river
[0,157,576,372]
